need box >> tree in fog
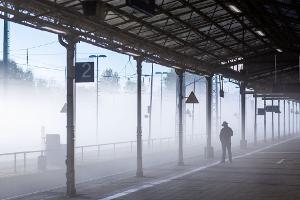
[164,69,177,91]
[100,68,120,92]
[0,60,33,82]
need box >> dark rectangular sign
[75,62,94,83]
[265,105,280,113]
[257,108,265,115]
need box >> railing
[0,134,203,175]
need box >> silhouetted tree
[0,60,33,81]
[100,68,120,92]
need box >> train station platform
[6,135,300,200]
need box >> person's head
[222,121,228,127]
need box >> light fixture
[228,4,242,13]
[276,48,283,53]
[125,51,140,57]
[42,26,66,35]
[255,30,265,36]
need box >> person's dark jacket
[219,127,233,143]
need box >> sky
[0,19,170,86]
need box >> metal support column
[272,100,274,142]
[288,101,291,136]
[264,100,267,142]
[278,100,280,140]
[205,76,214,158]
[254,95,257,145]
[240,83,247,149]
[293,102,295,135]
[284,100,286,137]
[148,64,153,146]
[136,57,143,177]
[296,103,299,134]
[177,69,184,165]
[58,35,77,197]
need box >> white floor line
[276,159,285,164]
[99,137,298,200]
[258,152,300,154]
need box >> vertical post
[205,76,214,158]
[14,153,17,173]
[3,18,9,82]
[148,64,154,146]
[264,100,267,142]
[58,35,77,196]
[293,102,295,135]
[288,101,291,136]
[296,103,299,134]
[240,82,247,149]
[215,76,219,133]
[254,94,257,145]
[23,153,26,172]
[271,100,274,141]
[135,57,143,177]
[96,56,99,144]
[192,78,195,136]
[160,73,163,135]
[176,69,184,165]
[284,100,286,137]
[278,100,280,140]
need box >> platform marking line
[99,137,298,200]
[258,152,300,154]
[276,159,285,164]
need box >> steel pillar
[254,95,257,145]
[177,69,184,165]
[272,100,274,142]
[278,100,280,140]
[264,100,267,142]
[296,103,299,134]
[136,57,143,177]
[148,64,153,146]
[293,102,295,135]
[58,35,77,197]
[205,76,214,158]
[288,101,291,136]
[284,100,286,137]
[240,83,247,149]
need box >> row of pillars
[254,97,299,145]
[59,35,299,197]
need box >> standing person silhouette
[220,121,233,163]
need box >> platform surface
[6,135,300,200]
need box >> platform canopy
[0,0,299,96]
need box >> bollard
[23,153,26,172]
[14,153,17,173]
[97,145,100,159]
[81,147,84,161]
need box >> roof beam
[176,0,258,55]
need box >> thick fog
[0,70,280,153]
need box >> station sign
[75,62,94,83]
[265,105,280,113]
[257,108,265,115]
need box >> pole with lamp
[89,54,107,145]
[155,71,168,136]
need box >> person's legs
[221,141,226,162]
[227,142,232,163]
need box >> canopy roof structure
[0,0,299,96]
